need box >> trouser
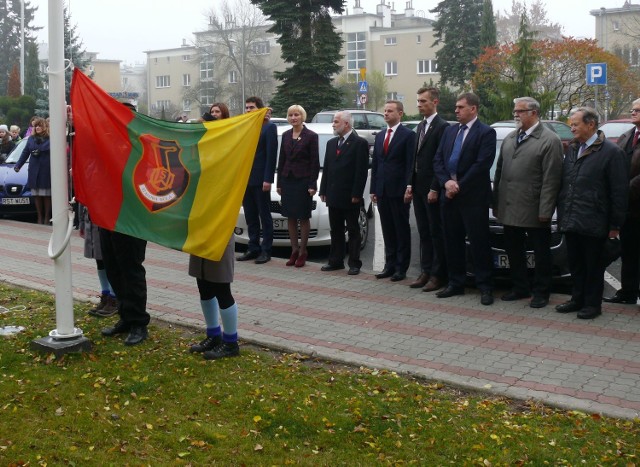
[99,228,149,326]
[242,185,273,254]
[413,189,447,278]
[504,225,552,298]
[565,232,606,309]
[328,205,362,268]
[619,216,640,298]
[377,195,411,274]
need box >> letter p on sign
[586,63,607,85]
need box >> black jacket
[557,130,629,237]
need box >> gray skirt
[188,234,235,283]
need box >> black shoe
[555,300,582,313]
[101,319,130,337]
[203,341,240,360]
[390,272,406,282]
[124,326,148,346]
[436,286,465,298]
[577,307,602,319]
[190,335,222,353]
[529,296,549,308]
[375,268,395,279]
[480,291,494,306]
[603,291,637,304]
[347,267,360,275]
[254,253,271,264]
[237,251,259,261]
[321,263,345,271]
[501,291,531,301]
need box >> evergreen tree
[430,0,483,89]
[250,0,344,119]
[64,6,91,102]
[480,0,497,49]
[24,41,42,98]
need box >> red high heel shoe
[294,252,307,268]
[286,250,299,266]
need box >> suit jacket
[319,131,369,209]
[247,121,277,187]
[617,127,640,219]
[433,119,496,206]
[412,114,449,194]
[370,123,416,198]
[277,126,320,190]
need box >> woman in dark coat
[15,117,51,224]
[187,103,240,360]
[277,104,320,268]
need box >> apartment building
[591,1,640,65]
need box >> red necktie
[383,128,393,155]
[633,130,639,148]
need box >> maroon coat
[277,126,320,190]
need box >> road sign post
[586,63,608,118]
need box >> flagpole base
[31,335,92,357]
[49,327,84,339]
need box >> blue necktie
[447,124,467,175]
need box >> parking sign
[586,63,607,85]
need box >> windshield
[600,122,635,139]
[4,139,28,164]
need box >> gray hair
[513,97,540,113]
[633,98,640,107]
[335,110,354,127]
[571,107,599,126]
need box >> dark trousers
[565,232,606,309]
[442,200,493,291]
[413,189,447,279]
[619,216,640,298]
[377,196,411,274]
[242,185,273,254]
[99,228,149,326]
[328,205,362,268]
[504,225,552,298]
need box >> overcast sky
[33,0,613,65]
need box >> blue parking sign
[586,63,607,85]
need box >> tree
[480,0,497,49]
[251,0,344,119]
[24,42,43,98]
[430,0,484,88]
[64,7,91,103]
[334,70,387,111]
[7,63,21,97]
[495,0,562,44]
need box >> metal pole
[20,0,24,95]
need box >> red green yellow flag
[70,69,266,261]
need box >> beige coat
[492,123,563,228]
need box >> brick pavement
[1,219,639,420]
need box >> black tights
[196,279,234,309]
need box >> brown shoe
[422,277,444,292]
[409,273,430,289]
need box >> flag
[70,69,266,261]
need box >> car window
[314,113,334,124]
[547,122,572,140]
[600,122,635,139]
[5,139,28,163]
[366,113,386,130]
[352,114,367,130]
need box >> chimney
[405,1,414,17]
[353,0,363,14]
[377,2,391,27]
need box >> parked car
[311,109,385,148]
[269,117,290,127]
[401,120,421,131]
[235,123,373,250]
[467,126,570,281]
[599,119,634,144]
[491,120,573,151]
[0,138,36,218]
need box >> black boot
[189,335,222,353]
[203,341,240,360]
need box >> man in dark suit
[433,92,497,305]
[319,111,370,275]
[237,97,278,264]
[370,100,417,282]
[408,87,449,292]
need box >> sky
[32,0,615,65]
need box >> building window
[183,54,191,61]
[417,59,438,74]
[384,36,397,46]
[154,99,171,110]
[167,56,171,63]
[252,41,270,55]
[346,32,366,72]
[200,87,215,107]
[612,20,620,31]
[253,70,268,82]
[183,99,191,112]
[182,74,191,87]
[416,34,421,44]
[229,70,238,83]
[386,92,398,100]
[155,75,170,88]
[200,59,214,81]
[385,61,397,76]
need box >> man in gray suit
[492,97,563,308]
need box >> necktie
[337,136,344,155]
[418,119,427,147]
[517,131,526,144]
[633,131,639,148]
[447,124,467,176]
[383,128,393,155]
[577,142,587,158]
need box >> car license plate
[1,197,30,205]
[273,218,288,229]
[494,253,535,268]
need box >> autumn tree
[7,63,21,97]
[251,0,344,118]
[495,0,562,44]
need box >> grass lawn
[0,283,638,465]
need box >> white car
[235,122,373,249]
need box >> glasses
[513,109,532,115]
[630,109,640,114]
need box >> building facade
[591,1,640,66]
